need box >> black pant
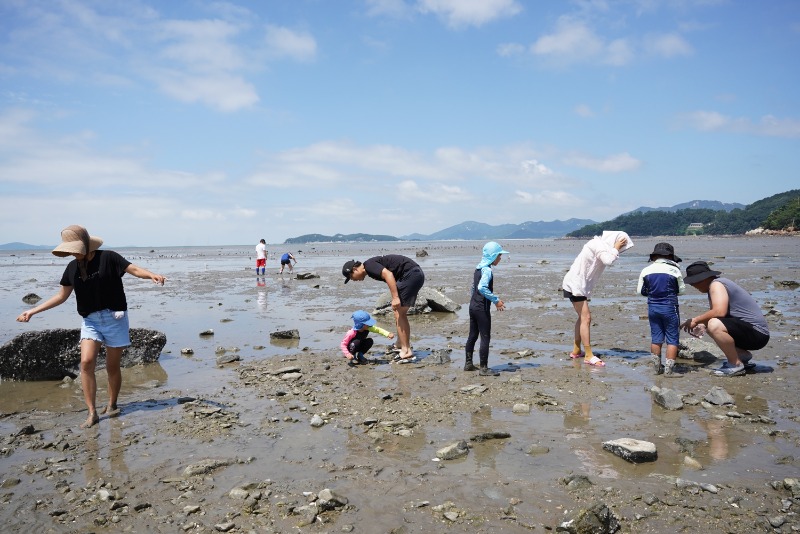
[348,337,374,356]
[465,308,491,366]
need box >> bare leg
[666,344,679,361]
[571,300,594,360]
[79,339,102,428]
[705,318,742,366]
[101,346,123,416]
[650,343,663,357]
[394,306,412,358]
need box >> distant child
[255,239,267,276]
[637,242,685,376]
[465,242,509,376]
[340,310,395,365]
[562,231,634,367]
[278,252,297,274]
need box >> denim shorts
[81,309,131,348]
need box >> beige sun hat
[52,225,103,257]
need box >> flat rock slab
[602,438,658,463]
[0,328,166,381]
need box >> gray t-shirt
[712,278,769,336]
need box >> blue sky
[1,0,798,247]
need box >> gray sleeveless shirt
[712,278,769,335]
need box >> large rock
[651,386,684,410]
[0,328,166,381]
[602,438,657,463]
[374,287,461,315]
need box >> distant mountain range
[401,219,596,241]
[625,200,745,215]
[0,242,52,251]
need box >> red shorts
[256,259,266,267]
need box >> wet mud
[1,236,799,532]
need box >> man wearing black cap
[342,255,424,362]
[681,261,770,377]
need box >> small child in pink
[340,310,394,365]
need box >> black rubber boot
[479,365,499,376]
[464,352,477,371]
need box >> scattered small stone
[512,403,531,414]
[436,440,469,460]
[704,386,735,406]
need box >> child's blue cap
[477,241,510,268]
[352,310,376,330]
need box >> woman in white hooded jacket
[562,231,633,366]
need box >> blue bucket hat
[351,310,376,330]
[477,241,509,269]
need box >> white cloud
[396,180,472,203]
[563,152,641,172]
[416,0,522,28]
[643,32,693,58]
[154,70,259,111]
[574,104,595,117]
[496,42,526,57]
[530,18,605,64]
[365,0,411,18]
[678,111,800,138]
[529,16,693,67]
[264,25,317,62]
[514,189,583,206]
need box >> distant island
[284,233,400,245]
[283,219,595,244]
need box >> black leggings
[348,337,374,356]
[465,308,491,366]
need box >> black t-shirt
[363,255,420,283]
[60,250,132,317]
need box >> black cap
[342,260,357,284]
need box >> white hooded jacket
[561,231,634,298]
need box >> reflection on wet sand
[83,419,130,484]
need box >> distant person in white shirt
[255,239,267,276]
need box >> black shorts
[719,317,769,351]
[397,267,425,308]
[563,290,587,303]
[281,259,291,265]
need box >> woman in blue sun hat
[465,242,508,376]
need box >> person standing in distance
[342,255,424,362]
[255,239,268,276]
[17,225,166,429]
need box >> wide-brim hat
[52,225,103,257]
[648,242,681,263]
[684,261,721,284]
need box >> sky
[1,0,798,247]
